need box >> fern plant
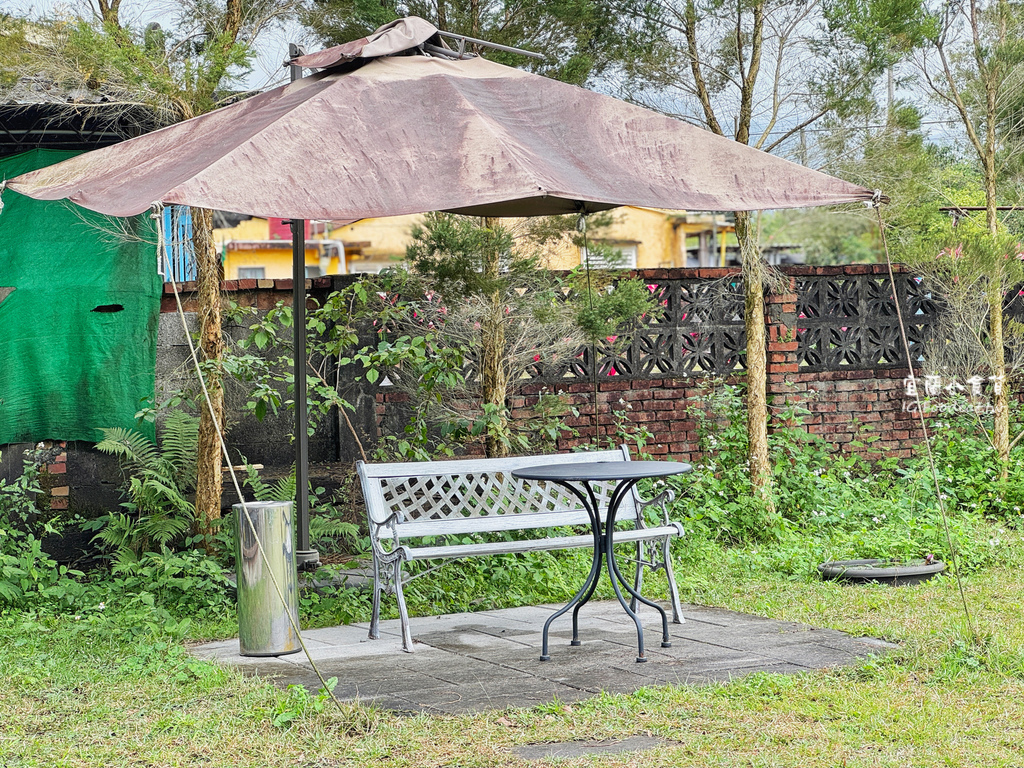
[237,463,364,557]
[242,462,296,503]
[90,412,199,572]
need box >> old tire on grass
[817,558,946,586]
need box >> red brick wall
[763,271,924,461]
[163,269,927,464]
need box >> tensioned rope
[151,204,345,711]
[578,212,602,438]
[872,196,978,642]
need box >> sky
[4,0,315,91]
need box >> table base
[539,477,671,663]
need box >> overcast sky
[5,0,314,91]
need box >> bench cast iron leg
[663,535,684,624]
[393,560,414,652]
[369,556,382,641]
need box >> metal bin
[234,500,301,656]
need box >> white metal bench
[356,446,686,651]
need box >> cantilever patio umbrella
[4,17,877,561]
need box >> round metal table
[512,460,691,662]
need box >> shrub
[671,382,1000,575]
[0,454,85,610]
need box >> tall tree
[8,1,296,535]
[919,0,1024,473]
[623,0,927,511]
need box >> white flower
[98,602,105,611]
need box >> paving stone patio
[191,601,898,715]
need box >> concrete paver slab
[191,601,895,714]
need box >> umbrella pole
[292,218,317,567]
[290,43,318,568]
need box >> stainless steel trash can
[234,500,301,656]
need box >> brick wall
[370,266,926,462]
[763,271,924,461]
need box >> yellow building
[329,214,425,273]
[213,208,733,279]
[214,214,424,278]
[535,207,734,270]
[213,217,342,280]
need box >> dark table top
[511,460,692,482]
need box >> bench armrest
[638,488,676,527]
[369,514,405,563]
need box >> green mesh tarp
[0,149,161,444]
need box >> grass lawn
[2,530,1023,768]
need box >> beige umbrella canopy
[6,18,875,219]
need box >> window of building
[579,243,638,269]
[238,267,265,279]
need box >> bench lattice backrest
[360,447,638,529]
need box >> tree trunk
[983,151,1010,476]
[191,207,224,536]
[735,211,774,512]
[470,0,481,39]
[988,279,1009,475]
[480,217,509,458]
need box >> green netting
[0,149,161,444]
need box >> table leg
[570,482,609,645]
[540,542,602,661]
[540,480,603,662]
[607,543,671,648]
[604,479,672,660]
